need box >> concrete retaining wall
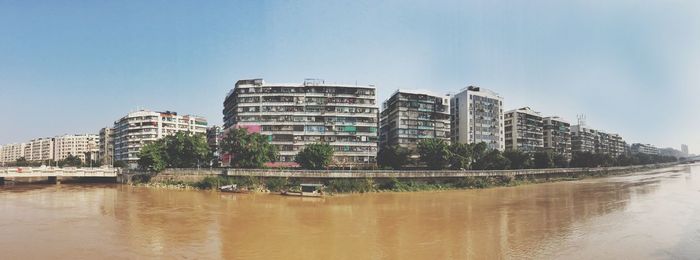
[119,163,678,184]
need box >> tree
[138,141,166,172]
[221,128,278,168]
[162,132,211,168]
[61,154,83,167]
[470,142,488,165]
[417,139,451,170]
[295,143,334,169]
[15,157,29,167]
[449,142,472,170]
[377,145,410,170]
[473,150,510,170]
[503,150,532,169]
[553,153,569,168]
[533,151,555,169]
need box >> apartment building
[681,144,689,156]
[571,125,597,153]
[113,110,208,167]
[0,143,26,164]
[379,90,450,156]
[504,107,543,152]
[206,126,223,165]
[631,143,659,155]
[53,134,100,162]
[450,86,505,151]
[24,137,55,162]
[596,131,625,157]
[99,127,114,166]
[543,116,572,158]
[223,79,379,166]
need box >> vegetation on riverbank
[130,164,665,193]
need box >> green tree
[470,142,488,165]
[553,153,569,168]
[295,143,334,169]
[503,150,532,169]
[377,145,410,170]
[61,154,83,167]
[15,157,29,167]
[533,151,555,169]
[449,142,472,170]
[473,150,510,170]
[137,141,166,172]
[163,132,211,168]
[221,128,278,168]
[417,139,451,170]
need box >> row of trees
[378,139,678,170]
[137,128,337,171]
[11,154,99,168]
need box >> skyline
[1,1,699,153]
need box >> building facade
[53,134,100,162]
[681,144,689,156]
[571,125,597,153]
[595,131,625,157]
[631,143,659,155]
[113,110,208,167]
[379,90,450,156]
[223,79,379,166]
[0,143,26,164]
[450,86,505,151]
[543,116,572,158]
[24,137,55,162]
[206,126,223,165]
[504,107,543,152]
[99,127,114,166]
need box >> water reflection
[0,165,698,259]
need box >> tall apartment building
[631,143,659,155]
[53,134,100,162]
[450,86,504,151]
[596,131,625,157]
[543,116,572,158]
[206,126,223,165]
[113,110,208,167]
[223,79,379,166]
[504,107,543,152]
[99,127,114,166]
[379,90,450,155]
[571,125,597,153]
[0,143,26,164]
[24,137,55,162]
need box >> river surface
[1,165,699,259]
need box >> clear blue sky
[1,0,698,153]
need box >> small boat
[281,184,324,197]
[219,184,250,193]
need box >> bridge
[0,167,118,184]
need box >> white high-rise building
[24,137,55,162]
[0,143,27,164]
[450,86,505,151]
[53,134,100,162]
[543,116,572,158]
[223,79,379,166]
[504,107,544,152]
[113,110,208,167]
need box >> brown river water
[1,164,699,259]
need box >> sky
[0,0,698,153]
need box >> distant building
[206,126,223,165]
[24,137,55,162]
[571,125,597,153]
[450,86,505,151]
[99,127,114,166]
[113,110,208,167]
[681,144,689,156]
[223,79,379,166]
[596,131,625,157]
[543,116,572,158]
[53,134,100,162]
[659,147,684,158]
[630,143,659,155]
[0,143,26,164]
[379,90,451,157]
[504,107,543,152]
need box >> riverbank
[126,163,682,194]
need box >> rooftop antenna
[577,114,587,127]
